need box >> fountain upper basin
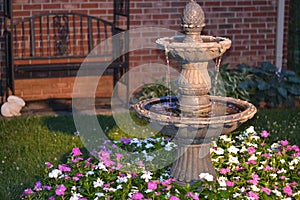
[132,96,257,136]
[156,35,232,62]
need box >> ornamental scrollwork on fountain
[53,15,70,56]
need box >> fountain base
[171,141,216,186]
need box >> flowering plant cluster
[21,127,300,199]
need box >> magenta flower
[48,196,55,200]
[262,153,271,159]
[247,147,256,154]
[55,184,66,196]
[185,192,199,200]
[260,130,269,138]
[280,140,289,146]
[115,153,124,161]
[148,181,158,190]
[170,196,180,200]
[248,191,259,200]
[247,173,260,185]
[132,192,144,200]
[283,184,293,196]
[225,180,235,187]
[71,147,82,156]
[261,187,271,195]
[34,181,42,191]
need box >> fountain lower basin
[133,96,257,136]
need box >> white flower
[93,178,104,188]
[141,171,152,182]
[248,154,258,161]
[145,143,154,149]
[199,173,214,181]
[272,189,283,197]
[280,159,285,164]
[239,187,246,192]
[116,185,123,190]
[228,156,239,164]
[70,192,83,200]
[116,175,128,183]
[95,192,104,197]
[270,173,277,178]
[245,126,256,134]
[277,168,287,174]
[290,157,299,165]
[251,185,260,192]
[85,171,94,176]
[48,169,62,178]
[218,176,227,187]
[227,146,239,154]
[95,162,108,171]
[233,193,241,198]
[240,146,248,153]
[214,147,224,155]
[250,135,260,141]
[219,135,231,142]
[164,143,174,151]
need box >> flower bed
[21,127,300,199]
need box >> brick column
[0,0,5,102]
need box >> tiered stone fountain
[132,0,257,185]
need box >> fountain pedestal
[172,142,216,185]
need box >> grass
[0,107,300,199]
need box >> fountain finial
[181,0,205,42]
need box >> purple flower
[55,184,66,196]
[148,181,158,190]
[260,130,270,138]
[261,187,271,195]
[283,184,293,196]
[72,147,82,156]
[34,181,42,191]
[280,140,289,146]
[247,147,256,154]
[185,192,199,200]
[120,138,132,144]
[48,196,55,200]
[132,192,144,200]
[43,185,52,191]
[248,191,259,200]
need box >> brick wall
[10,0,290,101]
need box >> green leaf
[277,87,288,98]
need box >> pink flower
[247,160,256,165]
[185,192,199,200]
[170,196,180,200]
[23,188,34,195]
[115,153,124,161]
[45,162,53,169]
[261,187,271,195]
[58,164,71,172]
[260,130,269,138]
[280,175,286,180]
[262,153,271,159]
[136,161,144,167]
[219,167,230,175]
[248,191,259,200]
[247,173,260,186]
[55,184,66,196]
[280,140,289,146]
[283,185,293,196]
[48,196,55,200]
[132,192,144,200]
[148,181,158,190]
[226,180,235,187]
[247,147,256,154]
[72,147,82,156]
[264,165,272,171]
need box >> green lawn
[0,107,299,199]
